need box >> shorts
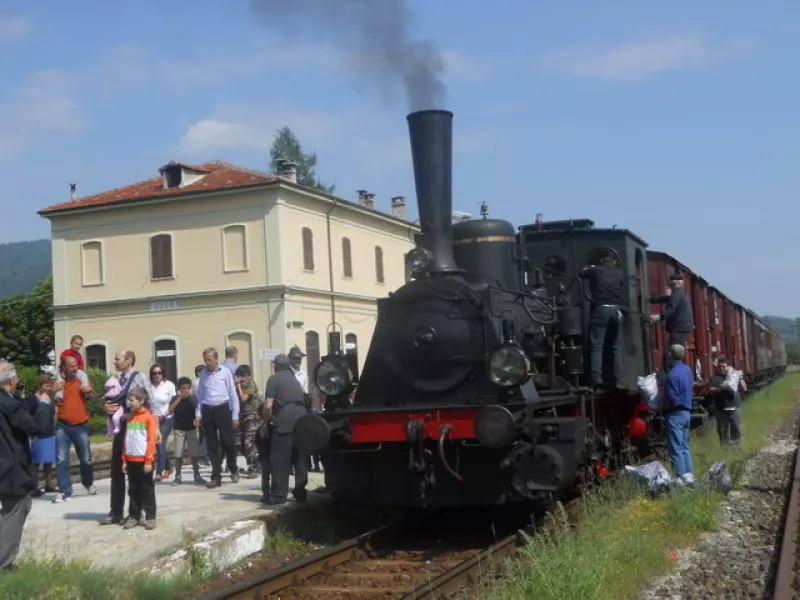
[173,429,199,460]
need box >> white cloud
[0,15,31,42]
[174,102,496,178]
[0,70,87,159]
[541,33,750,82]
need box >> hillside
[0,239,51,298]
[763,315,796,341]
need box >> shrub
[16,366,39,394]
[88,415,108,436]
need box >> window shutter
[375,246,384,283]
[342,238,353,277]
[151,234,173,279]
[302,228,314,271]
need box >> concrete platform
[20,456,327,569]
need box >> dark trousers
[202,403,238,480]
[270,432,308,502]
[716,407,743,448]
[256,431,272,499]
[0,493,32,570]
[110,426,126,519]
[589,304,624,385]
[126,462,156,520]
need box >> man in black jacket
[650,273,694,366]
[0,360,51,570]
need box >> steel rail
[195,524,396,600]
[772,415,800,599]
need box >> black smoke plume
[250,0,446,111]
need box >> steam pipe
[406,110,460,274]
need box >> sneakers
[230,470,240,484]
[99,514,123,526]
[86,485,97,496]
[52,493,71,504]
[144,519,157,530]
[206,478,222,489]
[171,475,182,487]
[162,470,172,481]
[123,517,139,530]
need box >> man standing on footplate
[650,273,694,367]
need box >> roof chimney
[69,183,77,202]
[357,189,369,206]
[275,159,298,184]
[364,193,376,210]
[391,196,406,220]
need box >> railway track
[198,498,582,600]
[772,414,800,600]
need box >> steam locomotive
[293,109,785,509]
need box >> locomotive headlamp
[315,355,354,396]
[488,346,530,387]
[405,247,432,278]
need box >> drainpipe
[325,199,338,339]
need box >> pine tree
[269,126,335,194]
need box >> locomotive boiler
[293,109,651,508]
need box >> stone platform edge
[149,512,280,579]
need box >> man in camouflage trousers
[234,365,262,478]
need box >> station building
[38,160,419,388]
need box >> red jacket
[59,349,85,371]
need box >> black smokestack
[407,110,458,274]
[250,0,445,111]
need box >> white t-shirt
[151,380,177,419]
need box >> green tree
[0,276,54,367]
[786,341,800,365]
[269,126,335,194]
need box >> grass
[477,373,800,600]
[0,558,196,600]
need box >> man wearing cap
[288,346,306,390]
[663,344,695,485]
[262,354,308,505]
[650,272,694,366]
[234,365,262,477]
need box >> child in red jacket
[122,387,158,530]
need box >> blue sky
[1,1,798,316]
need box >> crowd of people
[0,337,321,570]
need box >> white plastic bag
[624,461,672,494]
[637,372,659,409]
[722,369,742,394]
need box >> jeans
[55,421,93,497]
[156,417,174,474]
[589,304,624,385]
[665,410,693,477]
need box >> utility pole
[794,318,800,342]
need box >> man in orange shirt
[52,356,96,503]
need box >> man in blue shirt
[664,344,695,485]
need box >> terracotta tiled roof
[39,160,278,215]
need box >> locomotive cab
[519,219,653,390]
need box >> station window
[543,255,566,279]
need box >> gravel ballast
[640,410,799,600]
